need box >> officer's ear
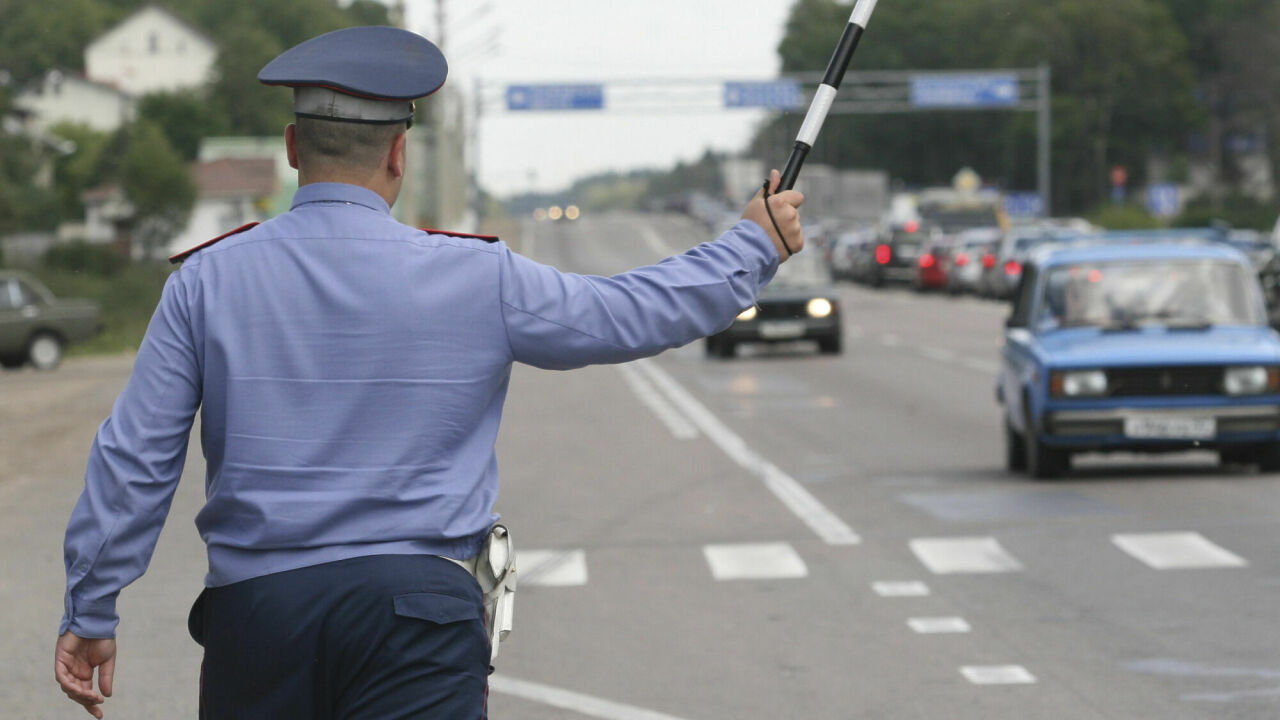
[387,130,408,179]
[285,124,300,170]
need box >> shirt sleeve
[60,270,202,638]
[500,219,779,369]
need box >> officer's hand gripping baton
[775,0,881,192]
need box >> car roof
[1032,238,1249,267]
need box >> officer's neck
[298,169,402,209]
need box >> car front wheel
[27,332,63,371]
[1005,418,1027,471]
[1025,410,1068,479]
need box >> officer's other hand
[55,632,116,718]
[742,169,805,262]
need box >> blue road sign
[506,84,605,111]
[724,81,803,109]
[1004,192,1045,219]
[911,73,1019,109]
[1146,183,1180,217]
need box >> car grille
[1106,366,1222,396]
[758,300,809,319]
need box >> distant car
[980,226,1075,300]
[944,228,1002,295]
[705,252,842,357]
[999,241,1280,478]
[860,221,941,287]
[913,234,955,291]
[827,228,875,282]
[0,270,101,370]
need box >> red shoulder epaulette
[168,222,261,264]
[420,228,500,244]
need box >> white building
[85,5,218,97]
[166,158,277,257]
[14,70,136,133]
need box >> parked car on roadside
[0,270,101,370]
[705,251,842,357]
[999,240,1280,478]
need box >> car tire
[27,332,63,371]
[1256,443,1280,473]
[818,336,842,355]
[1024,408,1068,479]
[1005,418,1027,471]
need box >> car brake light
[982,253,996,269]
[919,253,935,269]
[904,221,919,233]
[1004,260,1022,276]
[875,244,891,264]
[955,253,969,267]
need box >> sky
[396,0,797,196]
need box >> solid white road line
[618,363,699,440]
[702,542,809,581]
[634,359,861,545]
[909,537,1024,574]
[908,617,971,634]
[872,580,932,597]
[637,224,678,257]
[518,549,589,587]
[960,665,1037,685]
[1111,532,1247,570]
[489,675,698,720]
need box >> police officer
[55,26,804,719]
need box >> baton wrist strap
[762,179,796,258]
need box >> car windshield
[1039,259,1264,329]
[772,252,830,287]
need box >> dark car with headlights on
[999,240,1280,478]
[0,270,101,370]
[705,252,841,357]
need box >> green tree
[48,123,112,220]
[119,121,196,256]
[137,91,229,161]
[0,0,119,85]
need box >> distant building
[80,185,136,247]
[166,158,277,257]
[13,69,136,133]
[85,5,218,97]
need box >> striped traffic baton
[777,0,881,191]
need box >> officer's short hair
[294,117,405,172]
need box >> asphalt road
[5,211,1280,718]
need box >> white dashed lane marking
[908,617,971,634]
[617,363,699,440]
[1111,532,1247,570]
[960,665,1037,685]
[490,675,696,720]
[872,581,931,597]
[519,549,589,587]
[703,542,809,581]
[909,537,1024,574]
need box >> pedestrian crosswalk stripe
[519,549,589,587]
[909,537,1023,574]
[1111,532,1247,570]
[703,542,808,581]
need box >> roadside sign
[724,81,803,109]
[911,73,1019,109]
[506,84,605,111]
[1146,183,1180,218]
[1004,192,1045,219]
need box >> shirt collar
[290,182,391,215]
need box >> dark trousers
[189,554,489,720]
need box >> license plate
[759,320,806,340]
[1124,416,1216,439]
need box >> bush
[42,241,127,276]
[1175,194,1277,232]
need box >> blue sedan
[999,240,1280,478]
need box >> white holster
[474,524,517,664]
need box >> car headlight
[1223,366,1279,395]
[807,298,834,318]
[737,306,758,321]
[1051,370,1107,397]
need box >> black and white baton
[777,0,880,191]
